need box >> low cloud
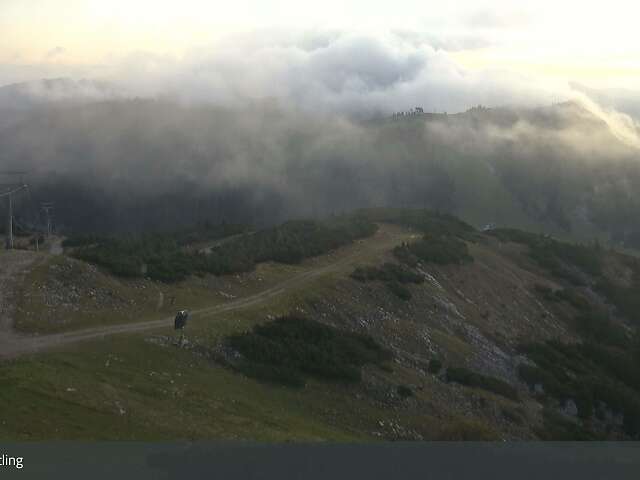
[101,30,566,116]
[570,81,640,122]
[2,29,640,239]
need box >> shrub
[357,208,475,239]
[518,339,640,437]
[227,315,392,387]
[428,358,443,374]
[446,367,519,401]
[73,215,378,282]
[352,262,422,300]
[537,408,603,440]
[488,229,602,280]
[501,406,526,425]
[350,267,372,282]
[382,263,424,283]
[394,234,473,266]
[386,280,412,300]
[573,312,629,347]
[534,284,554,299]
[596,275,640,325]
[534,285,592,311]
[397,385,414,398]
[579,343,640,391]
[554,289,591,311]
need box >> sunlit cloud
[1,0,639,113]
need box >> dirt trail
[0,226,407,360]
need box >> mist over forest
[0,93,638,248]
[1,31,640,246]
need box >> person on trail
[174,310,190,346]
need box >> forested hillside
[68,215,377,282]
[3,99,640,249]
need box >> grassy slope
[14,224,410,335]
[0,336,369,440]
[14,255,231,334]
[3,219,637,441]
[0,225,552,440]
[2,224,429,440]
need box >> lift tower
[0,172,29,250]
[41,202,54,237]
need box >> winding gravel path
[0,226,407,360]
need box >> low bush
[529,287,627,347]
[488,229,602,280]
[351,262,423,300]
[554,289,591,311]
[490,229,640,328]
[533,284,555,300]
[73,215,377,282]
[385,280,412,300]
[501,406,526,425]
[357,208,475,239]
[428,358,443,375]
[446,367,519,401]
[397,385,414,398]
[533,285,590,310]
[572,312,629,347]
[394,234,473,266]
[227,315,392,387]
[518,339,640,437]
[596,276,640,325]
[537,408,604,440]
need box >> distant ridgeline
[6,100,640,248]
[65,214,377,282]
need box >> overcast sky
[1,1,639,112]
